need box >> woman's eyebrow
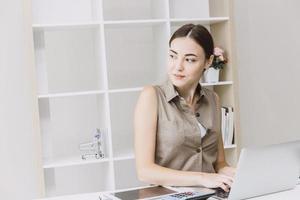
[170,49,198,57]
[170,49,178,54]
[185,53,198,57]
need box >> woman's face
[167,37,210,88]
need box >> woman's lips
[174,74,185,79]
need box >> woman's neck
[175,82,199,106]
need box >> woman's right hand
[199,173,234,192]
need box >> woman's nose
[175,58,184,71]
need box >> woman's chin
[170,77,187,87]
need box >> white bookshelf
[32,0,239,197]
[37,90,106,99]
[32,22,101,31]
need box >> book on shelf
[221,106,234,146]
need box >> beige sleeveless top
[154,79,221,173]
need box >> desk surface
[36,184,300,200]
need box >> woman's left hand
[218,166,236,178]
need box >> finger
[219,183,229,192]
[221,178,233,187]
[216,174,233,184]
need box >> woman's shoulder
[140,84,166,97]
[140,85,156,96]
[135,86,158,115]
[138,85,158,104]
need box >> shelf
[43,156,110,169]
[109,87,143,94]
[170,17,229,25]
[43,154,136,168]
[32,17,228,30]
[32,22,100,31]
[224,144,237,149]
[38,90,106,99]
[201,81,233,86]
[37,87,144,98]
[113,155,135,161]
[37,88,145,99]
[32,0,238,197]
[104,19,167,27]
[37,82,232,98]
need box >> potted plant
[202,47,227,83]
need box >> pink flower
[214,47,224,56]
[210,46,227,70]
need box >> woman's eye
[186,58,196,63]
[169,54,176,59]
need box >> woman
[134,24,235,192]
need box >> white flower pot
[202,68,220,83]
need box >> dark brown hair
[169,24,214,59]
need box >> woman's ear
[205,55,214,70]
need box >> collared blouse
[154,79,221,173]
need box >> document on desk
[102,186,176,200]
[101,186,215,200]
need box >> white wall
[0,0,44,199]
[233,0,300,148]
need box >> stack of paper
[221,107,234,146]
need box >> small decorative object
[202,47,227,83]
[79,128,105,160]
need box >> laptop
[102,141,300,200]
[210,140,300,200]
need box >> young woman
[134,24,235,192]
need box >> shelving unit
[32,0,239,197]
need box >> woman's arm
[134,86,233,191]
[215,132,229,172]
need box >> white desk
[36,185,300,200]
